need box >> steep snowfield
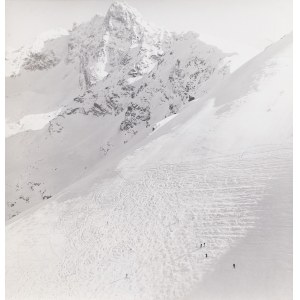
[6,27,292,300]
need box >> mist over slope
[6,1,232,220]
[6,4,292,296]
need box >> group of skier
[201,242,236,269]
[124,241,236,280]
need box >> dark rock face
[120,103,151,131]
[23,51,60,71]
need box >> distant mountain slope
[6,27,292,300]
[6,1,231,219]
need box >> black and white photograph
[3,0,295,299]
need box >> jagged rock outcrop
[23,51,60,71]
[42,2,231,134]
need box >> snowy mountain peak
[105,1,143,23]
[102,1,157,45]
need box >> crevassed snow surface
[6,33,292,300]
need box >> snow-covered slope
[6,26,292,300]
[6,1,231,219]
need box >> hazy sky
[6,0,292,55]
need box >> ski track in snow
[6,143,291,300]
